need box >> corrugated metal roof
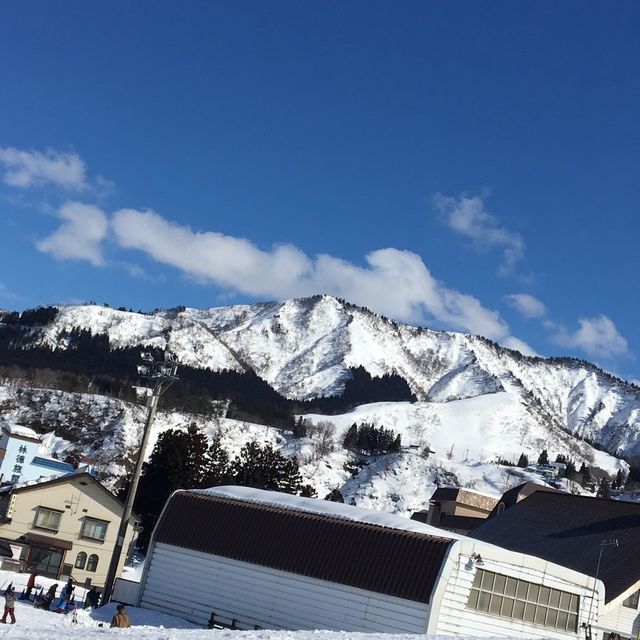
[154,491,452,604]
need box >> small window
[501,597,515,618]
[623,590,640,609]
[86,554,98,572]
[81,518,109,541]
[34,507,62,532]
[75,552,87,570]
[494,575,506,594]
[539,586,551,605]
[489,595,503,615]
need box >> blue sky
[0,1,638,379]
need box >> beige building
[0,471,138,588]
[412,487,499,534]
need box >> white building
[138,486,600,637]
[0,422,75,484]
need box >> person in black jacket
[84,586,99,609]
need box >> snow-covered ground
[0,569,453,640]
[0,379,629,515]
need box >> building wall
[429,540,602,640]
[446,504,493,518]
[600,581,640,638]
[140,543,431,633]
[0,434,40,484]
[428,490,498,526]
[456,490,499,513]
[0,477,136,587]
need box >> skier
[36,583,57,610]
[59,577,74,607]
[84,586,99,609]
[1,586,16,624]
[25,572,37,600]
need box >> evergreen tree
[292,417,308,439]
[136,423,212,549]
[342,422,401,455]
[342,424,358,450]
[597,478,612,499]
[324,488,344,503]
[299,483,317,498]
[612,469,625,490]
[579,462,592,486]
[231,441,308,495]
[564,459,576,479]
[202,432,232,487]
[182,423,210,486]
[537,449,549,465]
[517,453,529,468]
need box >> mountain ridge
[2,295,640,461]
[0,295,636,514]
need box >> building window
[74,552,87,570]
[33,507,63,532]
[623,590,640,609]
[86,554,98,572]
[80,518,109,541]
[467,569,579,632]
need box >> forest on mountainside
[0,308,416,428]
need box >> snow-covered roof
[0,470,87,495]
[1,422,40,441]
[192,485,463,541]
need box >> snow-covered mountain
[35,295,640,459]
[0,294,638,514]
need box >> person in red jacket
[1,586,16,624]
[25,573,37,599]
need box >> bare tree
[311,420,336,460]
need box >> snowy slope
[0,379,625,517]
[32,296,640,459]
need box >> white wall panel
[140,543,431,633]
[600,601,640,637]
[434,552,598,640]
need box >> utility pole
[101,351,179,605]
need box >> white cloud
[434,193,524,273]
[505,293,547,318]
[111,208,514,341]
[0,146,87,190]
[552,315,629,359]
[37,201,108,266]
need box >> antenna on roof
[584,537,619,640]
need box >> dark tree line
[133,424,315,549]
[342,422,401,456]
[0,318,415,427]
